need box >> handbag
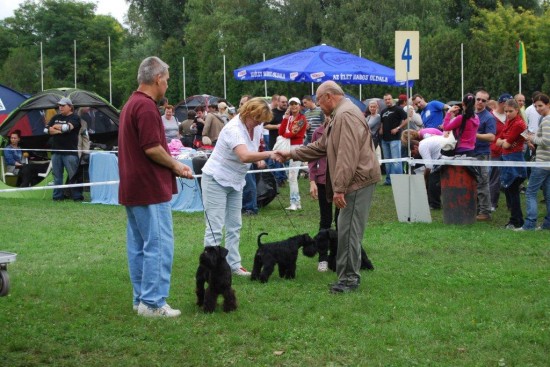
[272,135,291,151]
[440,130,457,152]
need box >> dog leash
[274,193,300,234]
[179,177,219,246]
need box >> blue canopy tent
[234,44,413,87]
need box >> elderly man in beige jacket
[275,81,380,294]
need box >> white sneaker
[137,302,181,318]
[318,261,328,272]
[296,204,302,210]
[286,204,298,211]
[133,304,139,312]
[232,266,251,276]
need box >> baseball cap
[57,97,73,106]
[498,94,513,103]
[288,97,301,105]
[398,94,408,102]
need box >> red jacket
[501,114,526,155]
[279,113,308,145]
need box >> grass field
[1,177,549,366]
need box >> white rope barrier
[1,156,549,194]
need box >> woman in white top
[162,105,180,143]
[201,97,276,276]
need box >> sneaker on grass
[232,266,251,276]
[317,261,328,272]
[137,303,181,318]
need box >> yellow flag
[518,41,527,74]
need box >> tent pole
[359,48,362,101]
[263,53,267,97]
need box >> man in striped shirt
[302,95,324,145]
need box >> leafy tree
[2,0,124,102]
[468,3,550,97]
[127,0,188,41]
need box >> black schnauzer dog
[314,228,374,272]
[251,232,317,283]
[195,246,237,313]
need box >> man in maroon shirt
[118,56,193,317]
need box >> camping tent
[0,84,27,124]
[0,88,120,149]
[234,44,412,87]
[0,84,43,136]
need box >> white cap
[288,97,301,105]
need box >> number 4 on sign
[395,31,419,81]
[402,39,412,73]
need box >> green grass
[1,178,549,366]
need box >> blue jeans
[201,174,244,271]
[380,139,402,184]
[523,167,550,230]
[125,202,174,308]
[242,167,258,214]
[52,153,82,200]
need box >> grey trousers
[336,183,376,285]
[476,154,491,215]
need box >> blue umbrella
[234,44,412,87]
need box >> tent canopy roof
[234,44,412,87]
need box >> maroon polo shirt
[118,91,176,206]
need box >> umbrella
[174,94,232,122]
[234,44,412,87]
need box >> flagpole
[223,54,227,99]
[74,40,77,88]
[108,36,112,104]
[461,43,464,98]
[182,57,186,100]
[40,41,44,91]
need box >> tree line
[1,0,549,109]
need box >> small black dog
[195,246,237,313]
[251,232,317,283]
[314,228,374,272]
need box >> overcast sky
[0,0,129,25]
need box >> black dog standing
[314,228,374,272]
[251,232,317,283]
[195,246,238,313]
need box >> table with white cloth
[88,151,203,212]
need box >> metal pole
[182,57,186,100]
[223,54,227,99]
[74,40,77,88]
[263,53,267,97]
[461,43,464,98]
[108,36,112,104]
[40,42,44,91]
[359,48,362,101]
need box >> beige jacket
[291,98,380,201]
[203,113,225,142]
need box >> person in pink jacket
[443,93,480,156]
